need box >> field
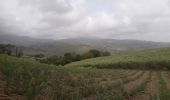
[0,47,170,100]
[68,47,170,69]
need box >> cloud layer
[0,0,170,42]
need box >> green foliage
[2,49,170,100]
[0,44,23,57]
[81,49,111,59]
[33,54,45,58]
[0,54,51,99]
[15,47,23,57]
[0,44,15,56]
[68,47,170,70]
[158,72,170,100]
[40,55,63,65]
[0,54,128,100]
[39,49,111,66]
[102,51,111,56]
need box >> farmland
[0,47,170,100]
[68,47,170,69]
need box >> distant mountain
[0,34,52,46]
[0,34,170,56]
[60,37,170,53]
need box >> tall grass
[0,54,130,100]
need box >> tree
[71,52,81,61]
[0,44,15,56]
[15,47,23,57]
[81,49,111,60]
[81,52,93,59]
[102,51,111,56]
[74,54,81,61]
[47,56,62,65]
[34,54,45,58]
[63,53,73,64]
[89,49,101,57]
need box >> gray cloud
[0,0,170,42]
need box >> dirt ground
[123,71,148,94]
[126,71,160,100]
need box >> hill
[68,47,170,69]
[61,38,170,51]
[0,34,170,55]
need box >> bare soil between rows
[126,71,160,100]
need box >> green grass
[68,47,170,69]
[1,47,170,100]
[0,54,52,100]
[0,54,133,100]
[158,72,170,100]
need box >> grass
[68,47,170,70]
[0,54,52,100]
[0,54,134,100]
[158,71,170,100]
[1,47,170,100]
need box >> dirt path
[127,71,160,100]
[0,73,12,100]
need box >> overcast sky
[0,0,170,42]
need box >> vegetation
[158,72,170,100]
[0,44,23,57]
[38,49,110,65]
[128,71,151,96]
[0,54,127,100]
[0,54,51,100]
[68,47,170,70]
[1,47,170,100]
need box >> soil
[123,71,148,94]
[100,70,139,86]
[127,71,160,100]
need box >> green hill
[68,47,170,69]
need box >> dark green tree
[89,49,101,57]
[63,53,73,64]
[15,47,23,57]
[0,44,15,56]
[102,51,111,56]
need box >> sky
[0,0,170,42]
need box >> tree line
[0,44,23,57]
[0,44,111,66]
[37,49,110,65]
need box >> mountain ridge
[0,34,170,55]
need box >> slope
[68,47,170,69]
